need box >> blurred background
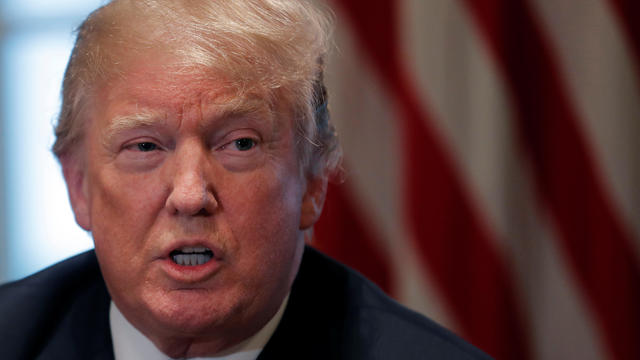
[0,0,101,284]
[0,1,638,360]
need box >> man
[0,1,491,359]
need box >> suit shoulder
[0,250,105,359]
[302,247,493,359]
[0,250,101,301]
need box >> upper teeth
[179,246,209,253]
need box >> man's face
[62,56,324,353]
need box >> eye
[136,142,158,152]
[233,138,256,151]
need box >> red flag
[313,1,640,359]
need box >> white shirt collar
[109,295,289,360]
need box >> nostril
[194,208,211,217]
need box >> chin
[138,286,252,339]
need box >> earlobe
[299,174,328,230]
[61,154,92,231]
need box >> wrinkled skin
[62,57,327,357]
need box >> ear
[299,174,328,230]
[60,154,92,231]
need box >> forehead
[93,53,281,125]
[105,59,240,107]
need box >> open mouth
[170,246,214,266]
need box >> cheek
[89,168,166,250]
[220,175,304,300]
[89,169,168,302]
[222,169,304,253]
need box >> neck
[110,294,289,359]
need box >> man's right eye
[137,142,158,152]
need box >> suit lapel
[257,247,349,359]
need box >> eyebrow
[107,111,163,133]
[215,96,271,119]
[102,111,166,147]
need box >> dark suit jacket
[0,246,491,359]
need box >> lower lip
[160,256,223,283]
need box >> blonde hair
[53,0,341,176]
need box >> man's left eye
[137,142,158,152]
[233,138,256,151]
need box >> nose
[165,142,218,216]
